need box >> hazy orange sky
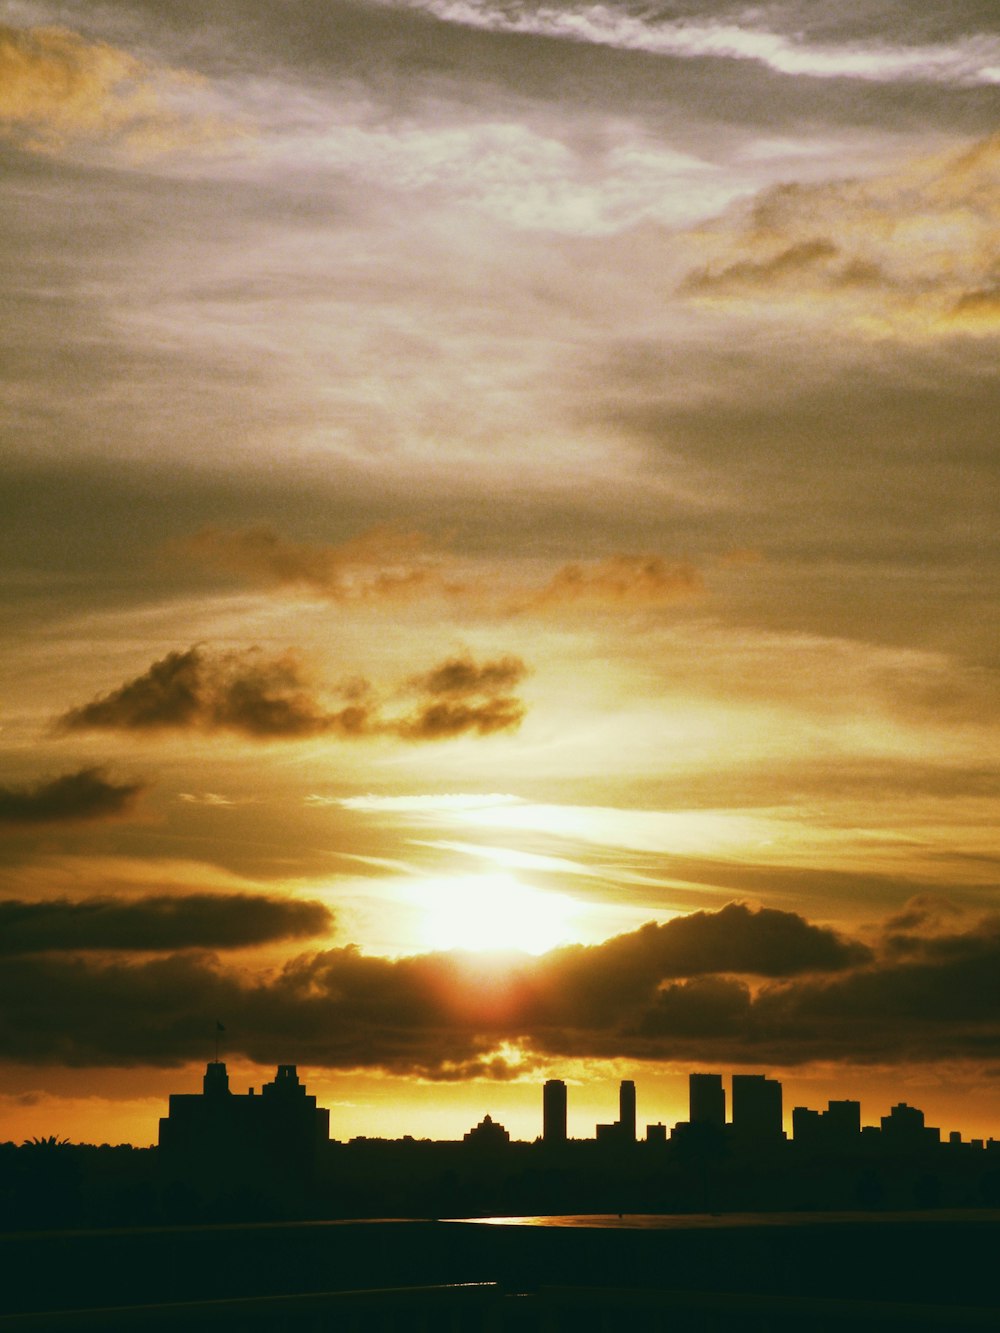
[1,0,999,1147]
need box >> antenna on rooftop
[214,1019,226,1064]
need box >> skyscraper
[619,1079,636,1142]
[543,1078,568,1144]
[731,1073,783,1145]
[689,1073,726,1129]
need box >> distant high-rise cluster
[533,1070,985,1156]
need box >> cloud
[179,524,710,615]
[516,555,704,610]
[334,794,523,813]
[395,1,1000,88]
[1,901,949,1075]
[396,696,526,740]
[176,525,456,604]
[678,134,1000,335]
[0,894,334,954]
[58,646,343,739]
[0,22,234,156]
[0,769,145,827]
[58,646,527,742]
[410,654,527,697]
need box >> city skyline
[148,1063,1000,1150]
[2,0,999,1150]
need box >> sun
[414,871,577,954]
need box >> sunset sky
[2,0,999,1148]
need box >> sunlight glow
[413,871,578,954]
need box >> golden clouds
[680,134,1000,336]
[177,525,456,604]
[517,554,703,610]
[58,645,528,743]
[180,524,709,615]
[0,22,234,155]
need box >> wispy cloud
[332,794,524,812]
[175,525,455,604]
[394,1,1000,88]
[678,133,1000,335]
[179,525,712,614]
[513,554,703,611]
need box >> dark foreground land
[1,1211,999,1330]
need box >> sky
[1,0,999,1148]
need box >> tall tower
[543,1079,567,1144]
[689,1073,725,1129]
[619,1079,636,1142]
[202,1061,230,1097]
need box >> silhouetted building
[793,1098,860,1151]
[463,1114,510,1149]
[543,1079,568,1145]
[792,1106,821,1147]
[646,1122,667,1144]
[158,1061,329,1191]
[881,1102,939,1150]
[619,1079,636,1143]
[825,1099,861,1145]
[731,1074,783,1146]
[689,1073,726,1129]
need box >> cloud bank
[0,894,334,954]
[0,769,145,827]
[4,900,993,1076]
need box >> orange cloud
[179,525,711,616]
[516,554,704,610]
[0,22,235,155]
[178,524,458,604]
[679,133,1000,336]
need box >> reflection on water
[457,1209,1000,1229]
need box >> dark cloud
[8,901,969,1075]
[551,904,872,988]
[0,894,333,954]
[57,646,527,742]
[410,654,527,697]
[398,653,528,739]
[0,769,145,827]
[57,646,335,738]
[397,697,526,740]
